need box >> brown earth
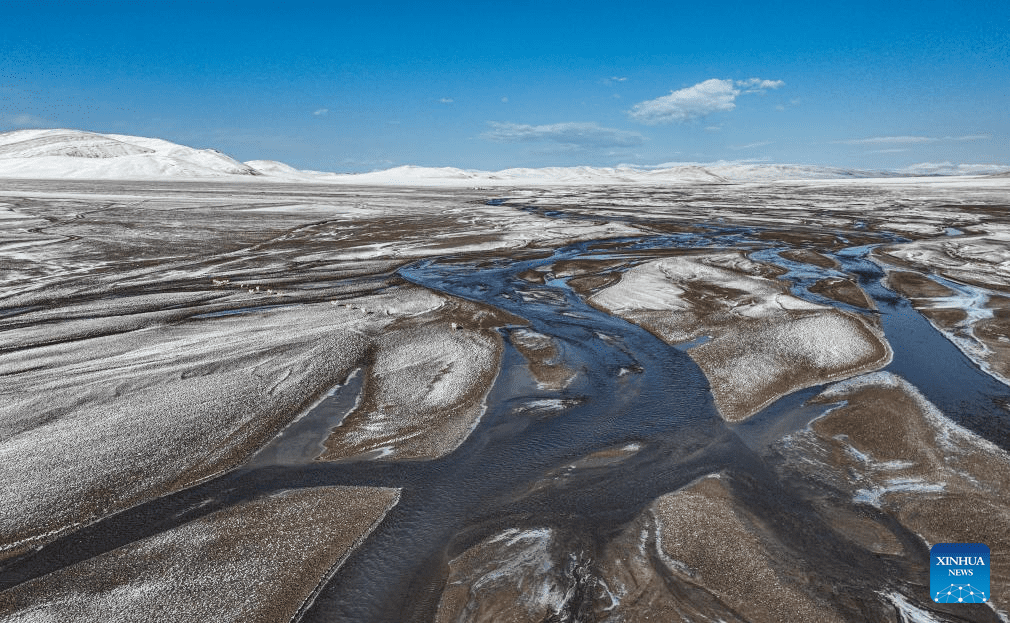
[809,277,875,309]
[780,248,838,269]
[0,486,400,623]
[783,375,1010,611]
[320,298,524,461]
[886,270,956,299]
[508,328,575,390]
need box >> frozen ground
[0,486,399,623]
[589,252,890,420]
[878,231,1010,385]
[0,172,1008,622]
[319,298,511,461]
[782,372,1010,614]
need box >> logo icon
[931,543,990,603]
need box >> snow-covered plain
[0,179,663,569]
[589,253,890,420]
[0,486,400,623]
[3,129,1009,185]
[0,159,1008,622]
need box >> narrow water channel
[302,242,748,622]
[2,228,1007,623]
[303,233,1010,621]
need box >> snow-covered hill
[0,129,1007,185]
[335,163,884,185]
[0,129,262,179]
[342,163,907,185]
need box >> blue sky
[2,0,1007,172]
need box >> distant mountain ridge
[0,129,1007,184]
[0,129,261,179]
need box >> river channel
[307,229,1010,621]
[2,227,1007,622]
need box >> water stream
[301,233,1009,621]
[2,227,1007,622]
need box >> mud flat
[883,264,1010,384]
[2,178,1010,622]
[975,296,1010,381]
[886,270,958,300]
[588,252,890,421]
[598,474,848,622]
[432,471,883,623]
[808,276,875,309]
[435,527,584,623]
[507,327,575,390]
[885,269,969,329]
[320,298,520,461]
[0,486,399,623]
[551,259,629,299]
[779,372,1010,614]
[879,228,1010,292]
[779,247,838,269]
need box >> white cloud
[868,148,909,153]
[735,78,785,93]
[313,108,328,116]
[629,79,738,124]
[900,162,1010,176]
[776,98,801,111]
[481,121,645,147]
[501,97,508,103]
[439,97,454,104]
[729,141,773,150]
[834,134,990,145]
[2,114,49,128]
[612,76,627,82]
[835,136,936,145]
[628,77,783,124]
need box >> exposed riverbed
[2,180,1008,622]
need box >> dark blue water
[737,242,1010,449]
[3,228,1007,623]
[302,233,1009,622]
[301,243,753,621]
[839,245,1010,445]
